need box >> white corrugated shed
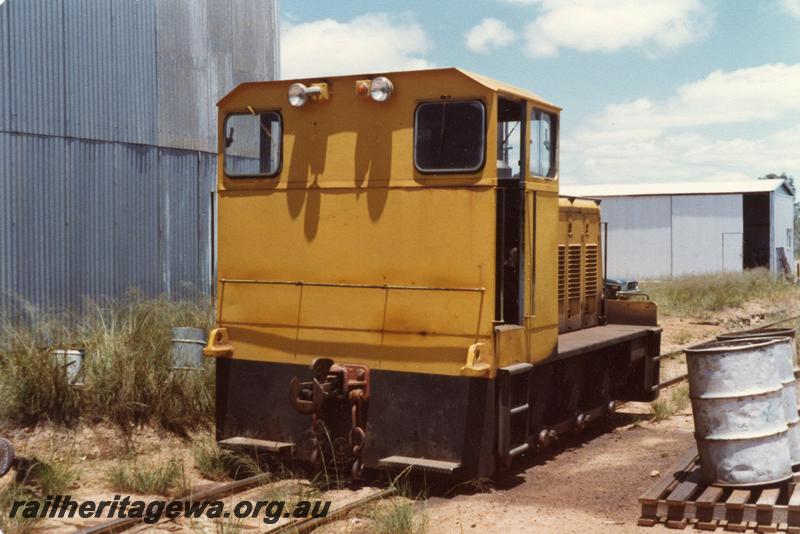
[560,179,795,279]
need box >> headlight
[369,77,393,102]
[288,82,327,107]
[288,83,309,107]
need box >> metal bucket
[53,349,84,385]
[170,327,206,369]
[687,337,793,486]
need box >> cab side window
[530,109,557,179]
[223,111,282,177]
[414,100,486,173]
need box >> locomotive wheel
[0,437,14,477]
[586,368,613,409]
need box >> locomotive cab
[204,68,661,480]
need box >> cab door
[524,101,560,364]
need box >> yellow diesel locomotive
[203,68,661,480]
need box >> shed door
[722,232,743,272]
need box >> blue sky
[280,0,800,185]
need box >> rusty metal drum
[686,337,792,487]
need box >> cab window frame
[413,99,487,175]
[222,110,284,179]
[529,107,558,180]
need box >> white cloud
[782,0,800,18]
[280,13,432,79]
[563,63,800,184]
[465,18,516,54]
[514,0,711,58]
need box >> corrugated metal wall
[0,0,279,314]
[600,196,672,279]
[600,194,745,279]
[671,194,742,275]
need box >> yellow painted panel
[495,325,526,367]
[225,323,490,376]
[220,283,301,326]
[525,186,560,364]
[216,186,496,377]
[384,290,485,337]
[298,286,386,331]
[217,188,495,292]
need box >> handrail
[220,278,486,293]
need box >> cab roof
[217,67,560,110]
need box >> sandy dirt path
[423,412,694,534]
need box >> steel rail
[265,487,397,534]
[648,313,800,393]
[76,473,273,534]
[652,313,800,364]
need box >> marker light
[355,80,370,97]
[369,77,394,102]
[288,83,328,107]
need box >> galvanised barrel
[718,327,800,423]
[170,327,206,369]
[718,327,797,363]
[773,336,800,467]
[687,338,792,487]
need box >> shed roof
[560,179,794,198]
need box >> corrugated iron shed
[561,179,796,279]
[0,0,279,315]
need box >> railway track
[264,487,397,534]
[76,473,274,534]
[645,313,800,396]
[75,473,396,534]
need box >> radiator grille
[557,245,565,301]
[585,244,598,298]
[567,244,581,300]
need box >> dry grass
[650,384,690,421]
[365,473,428,534]
[367,497,427,534]
[0,482,40,534]
[192,438,231,481]
[0,453,79,532]
[642,269,799,317]
[191,438,266,481]
[0,295,214,431]
[107,457,187,496]
[24,457,79,496]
